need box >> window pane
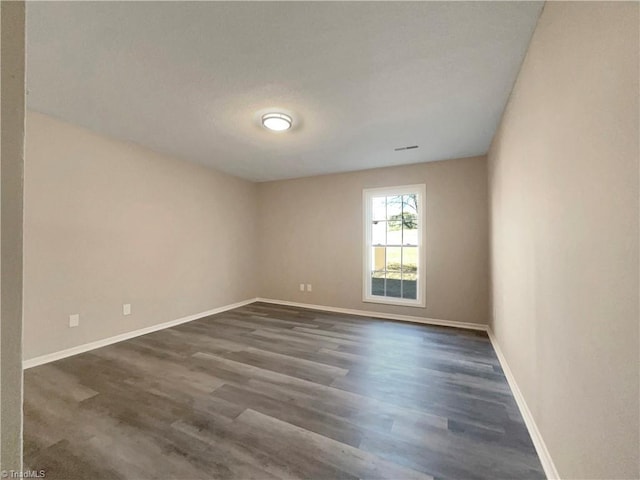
[371,271,385,296]
[402,194,418,216]
[372,221,386,245]
[401,248,418,300]
[386,277,402,298]
[402,247,418,273]
[402,278,417,299]
[372,196,386,221]
[402,247,418,275]
[387,220,402,245]
[386,195,402,220]
[402,194,418,247]
[385,247,403,298]
[386,247,402,277]
[372,247,385,271]
[403,224,418,245]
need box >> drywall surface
[0,2,25,475]
[0,1,25,474]
[1,0,26,471]
[23,112,258,359]
[488,2,639,478]
[257,157,490,325]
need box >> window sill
[362,296,425,308]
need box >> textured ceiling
[26,1,543,181]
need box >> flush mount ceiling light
[262,112,292,132]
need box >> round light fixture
[262,112,292,132]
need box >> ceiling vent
[394,145,419,151]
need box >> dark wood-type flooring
[24,302,545,480]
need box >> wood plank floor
[24,302,545,480]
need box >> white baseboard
[255,297,488,331]
[22,298,258,370]
[487,328,560,480]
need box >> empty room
[0,1,638,479]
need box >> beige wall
[488,2,639,479]
[257,157,490,325]
[24,114,489,362]
[23,112,258,360]
[1,0,26,471]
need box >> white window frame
[362,184,426,308]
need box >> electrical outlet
[69,314,80,328]
[123,303,131,316]
[299,283,305,292]
[307,284,312,292]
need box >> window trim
[362,184,426,308]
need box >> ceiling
[26,1,543,182]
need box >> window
[363,184,425,307]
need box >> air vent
[394,145,419,151]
